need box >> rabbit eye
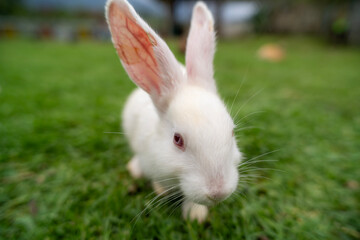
[173,133,185,150]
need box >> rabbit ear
[185,2,217,93]
[106,0,184,111]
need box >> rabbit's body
[123,85,239,180]
[122,88,169,180]
[106,0,241,223]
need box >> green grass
[0,36,359,239]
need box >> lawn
[0,36,359,239]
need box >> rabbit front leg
[182,200,208,223]
[126,156,142,179]
[152,181,167,195]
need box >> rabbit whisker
[238,159,278,172]
[238,159,278,168]
[104,131,126,135]
[233,190,248,200]
[229,86,242,116]
[132,185,178,224]
[168,195,185,217]
[239,167,284,174]
[147,189,182,215]
[229,69,248,116]
[235,111,265,126]
[235,126,260,132]
[233,88,264,121]
[153,177,181,184]
[238,150,281,167]
[241,174,272,181]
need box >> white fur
[106,0,242,222]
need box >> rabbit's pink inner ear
[108,2,161,94]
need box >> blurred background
[1,0,360,45]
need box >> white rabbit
[106,0,242,223]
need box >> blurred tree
[159,0,226,36]
[259,0,352,3]
[159,0,176,35]
[0,0,24,15]
[214,0,226,36]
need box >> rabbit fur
[106,0,242,223]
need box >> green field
[1,37,359,239]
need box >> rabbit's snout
[205,176,232,202]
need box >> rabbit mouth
[189,194,228,206]
[192,198,221,206]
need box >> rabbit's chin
[184,192,232,206]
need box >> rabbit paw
[126,156,142,179]
[152,181,167,195]
[182,200,208,223]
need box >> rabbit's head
[106,0,241,205]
